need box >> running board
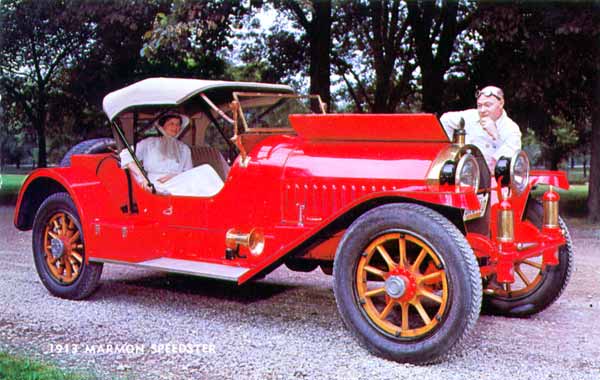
[89,257,250,282]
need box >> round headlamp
[455,153,480,192]
[494,150,530,195]
[510,150,530,195]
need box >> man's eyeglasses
[475,89,503,101]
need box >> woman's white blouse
[119,137,193,183]
[119,137,223,197]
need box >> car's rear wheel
[482,199,573,317]
[333,203,482,364]
[32,192,103,299]
[60,137,116,167]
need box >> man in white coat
[440,86,522,171]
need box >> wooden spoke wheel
[42,212,84,284]
[334,204,481,364]
[356,232,449,339]
[482,199,573,317]
[32,193,103,300]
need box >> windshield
[233,93,325,132]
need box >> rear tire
[333,203,481,364]
[482,199,573,317]
[60,138,116,167]
[32,192,103,299]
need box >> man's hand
[480,117,499,140]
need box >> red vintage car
[14,78,573,364]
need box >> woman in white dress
[119,113,224,197]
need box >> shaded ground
[1,205,599,380]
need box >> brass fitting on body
[497,199,515,243]
[452,117,466,147]
[543,186,560,228]
[226,228,265,256]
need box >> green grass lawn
[0,351,98,380]
[0,174,27,204]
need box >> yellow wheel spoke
[48,231,59,240]
[398,237,407,268]
[71,252,83,263]
[69,231,80,243]
[380,300,395,319]
[364,265,387,279]
[364,287,386,298]
[52,219,60,229]
[64,259,73,278]
[412,248,427,272]
[400,302,409,331]
[420,289,443,304]
[419,270,443,284]
[521,259,542,270]
[515,266,531,286]
[413,301,432,325]
[60,214,68,235]
[376,245,396,270]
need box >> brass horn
[225,228,265,256]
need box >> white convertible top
[102,77,294,121]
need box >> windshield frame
[232,92,326,133]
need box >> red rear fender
[14,168,102,231]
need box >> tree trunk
[421,69,444,113]
[309,0,331,110]
[36,124,47,168]
[587,78,600,222]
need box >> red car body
[13,79,572,364]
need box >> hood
[288,114,449,142]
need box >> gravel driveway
[1,204,599,380]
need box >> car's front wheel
[32,192,103,299]
[333,203,482,364]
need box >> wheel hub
[50,238,65,259]
[385,276,407,298]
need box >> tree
[471,1,599,220]
[239,1,332,108]
[140,1,249,79]
[406,0,476,112]
[333,0,417,113]
[275,0,332,108]
[0,0,96,167]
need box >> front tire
[482,200,573,317]
[32,192,103,299]
[333,203,482,364]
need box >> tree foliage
[471,1,599,219]
[141,0,249,78]
[0,0,97,167]
[472,1,598,168]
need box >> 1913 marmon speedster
[14,78,573,364]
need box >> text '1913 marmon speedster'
[14,78,573,364]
